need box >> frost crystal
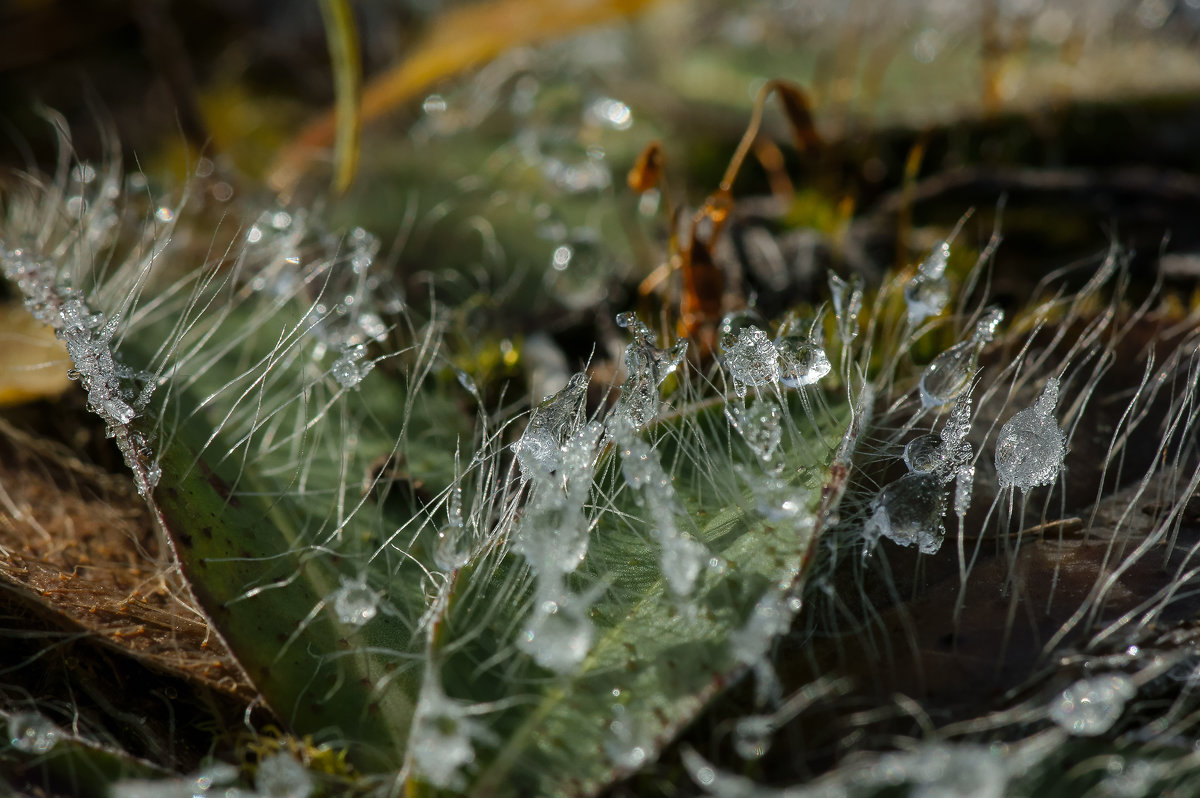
[330,343,373,389]
[513,372,589,481]
[3,246,160,497]
[1049,673,1136,736]
[255,753,313,798]
[410,681,492,790]
[920,307,1003,407]
[518,594,594,672]
[7,711,59,753]
[905,240,952,326]
[720,326,780,398]
[995,377,1066,492]
[611,313,686,432]
[725,399,783,462]
[330,576,379,626]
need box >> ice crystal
[720,326,781,398]
[610,313,686,432]
[617,433,706,596]
[513,372,589,481]
[330,343,373,389]
[995,377,1066,492]
[1049,673,1136,736]
[1,247,159,497]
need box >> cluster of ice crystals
[904,240,952,326]
[725,399,783,462]
[610,313,687,431]
[995,377,1066,492]
[721,326,781,398]
[865,395,975,554]
[920,306,1003,407]
[518,594,594,672]
[1049,673,1135,736]
[330,343,373,389]
[111,763,240,798]
[255,753,313,798]
[2,247,159,496]
[515,421,600,580]
[513,372,590,482]
[7,711,59,753]
[330,575,379,626]
[410,681,492,790]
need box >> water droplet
[7,712,59,753]
[154,206,174,223]
[1049,673,1135,736]
[331,576,378,626]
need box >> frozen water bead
[725,400,782,462]
[1049,674,1136,736]
[775,336,831,388]
[721,326,780,396]
[995,378,1065,491]
[518,597,594,672]
[513,372,588,481]
[864,472,946,554]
